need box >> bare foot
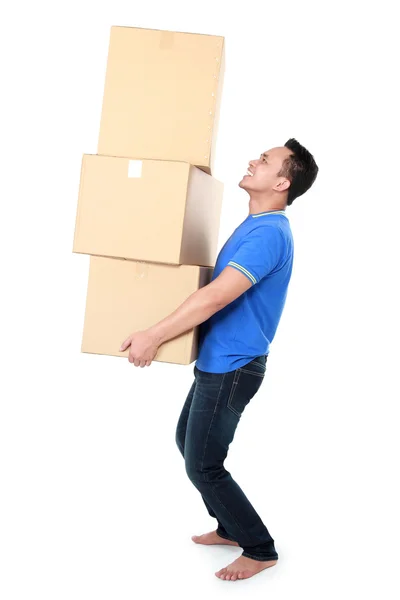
[215,555,277,581]
[191,530,239,547]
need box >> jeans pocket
[227,367,265,418]
[238,355,267,376]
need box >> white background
[1,0,399,598]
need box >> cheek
[253,172,269,187]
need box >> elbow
[208,291,227,312]
[201,281,231,312]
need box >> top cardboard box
[98,26,225,175]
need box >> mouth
[244,168,254,178]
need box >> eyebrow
[261,153,269,159]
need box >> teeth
[246,169,254,176]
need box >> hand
[119,329,161,367]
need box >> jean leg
[184,361,278,561]
[175,379,196,457]
[175,375,233,539]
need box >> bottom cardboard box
[81,255,213,365]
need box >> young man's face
[239,146,293,194]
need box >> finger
[128,353,134,363]
[119,338,131,352]
[145,360,152,367]
[134,358,141,367]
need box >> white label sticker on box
[128,160,142,178]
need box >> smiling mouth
[244,168,254,177]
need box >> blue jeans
[175,355,278,562]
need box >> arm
[119,266,253,365]
[148,266,253,345]
[120,226,281,365]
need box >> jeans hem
[241,551,279,562]
[216,529,237,542]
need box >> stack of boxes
[73,26,225,365]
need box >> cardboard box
[73,154,223,267]
[81,255,213,365]
[98,26,225,175]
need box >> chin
[239,177,250,190]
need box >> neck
[248,192,287,215]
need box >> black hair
[279,138,319,206]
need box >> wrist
[147,325,165,346]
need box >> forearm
[148,286,223,345]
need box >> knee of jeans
[175,428,185,457]
[184,456,197,481]
[184,456,208,483]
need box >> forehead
[261,147,292,162]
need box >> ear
[274,178,290,192]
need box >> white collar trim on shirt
[251,210,287,218]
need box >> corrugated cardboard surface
[180,164,223,266]
[73,155,223,266]
[98,26,225,175]
[81,256,213,365]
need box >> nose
[249,159,258,168]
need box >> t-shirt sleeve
[227,226,284,285]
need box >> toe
[217,573,225,579]
[242,569,253,579]
[231,572,238,581]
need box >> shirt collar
[251,210,287,218]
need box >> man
[120,138,319,581]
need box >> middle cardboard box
[73,154,223,267]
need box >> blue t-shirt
[195,210,294,373]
